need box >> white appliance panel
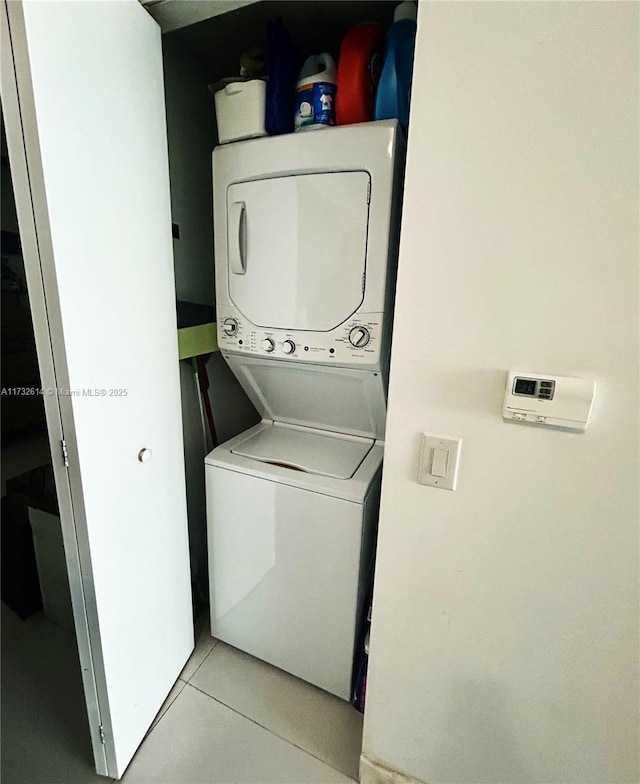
[218,308,385,370]
[213,120,405,372]
[227,172,370,331]
[231,422,374,479]
[207,463,379,699]
[224,353,388,439]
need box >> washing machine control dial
[349,326,370,348]
[222,318,239,336]
[261,338,275,353]
[282,340,296,355]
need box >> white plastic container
[214,79,268,144]
[28,506,74,632]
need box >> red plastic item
[336,23,385,126]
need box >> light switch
[431,448,448,477]
[418,434,462,491]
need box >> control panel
[216,309,385,369]
[503,371,596,430]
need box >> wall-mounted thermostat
[503,371,595,430]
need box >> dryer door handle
[229,201,247,275]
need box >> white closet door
[1,0,193,778]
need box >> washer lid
[231,422,374,480]
[224,353,388,440]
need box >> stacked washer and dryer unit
[205,120,405,700]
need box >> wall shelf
[177,322,218,359]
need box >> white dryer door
[227,171,370,331]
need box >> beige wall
[363,3,639,783]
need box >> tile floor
[1,604,362,784]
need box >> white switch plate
[418,434,462,491]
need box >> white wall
[363,3,639,783]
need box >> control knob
[261,337,275,353]
[282,340,296,355]
[349,326,370,348]
[222,318,238,336]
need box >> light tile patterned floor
[1,606,109,784]
[1,604,361,783]
[190,640,364,780]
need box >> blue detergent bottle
[374,1,418,131]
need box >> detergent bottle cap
[393,1,418,23]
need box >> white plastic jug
[294,53,337,131]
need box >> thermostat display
[503,371,595,430]
[513,377,555,400]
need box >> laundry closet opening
[155,0,411,777]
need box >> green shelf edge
[177,322,218,360]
